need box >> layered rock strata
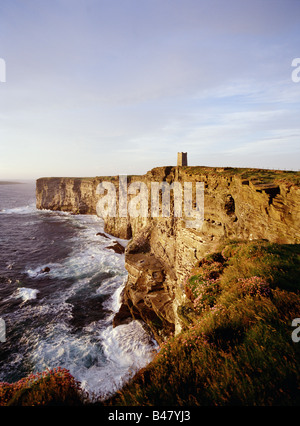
[36,167,300,343]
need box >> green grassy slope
[104,240,300,406]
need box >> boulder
[106,241,125,254]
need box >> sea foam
[0,203,37,215]
[3,209,157,398]
[15,287,40,302]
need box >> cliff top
[149,165,300,187]
[182,166,300,187]
[36,166,300,187]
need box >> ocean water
[0,181,157,399]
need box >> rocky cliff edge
[36,166,300,343]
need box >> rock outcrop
[36,167,300,343]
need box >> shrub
[185,259,224,313]
[0,367,85,406]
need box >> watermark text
[291,58,300,83]
[0,58,6,83]
[292,318,300,342]
[0,318,6,343]
[96,176,204,229]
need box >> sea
[0,180,158,400]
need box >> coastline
[35,166,300,343]
[0,193,157,400]
[1,166,299,405]
[0,181,25,185]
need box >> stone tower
[177,152,188,167]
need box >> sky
[0,0,299,179]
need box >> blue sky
[0,0,299,179]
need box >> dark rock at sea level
[106,242,125,254]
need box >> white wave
[22,213,118,296]
[15,287,40,302]
[42,249,125,282]
[16,212,156,398]
[97,275,126,297]
[37,208,71,216]
[25,215,127,282]
[112,280,126,311]
[0,203,37,215]
[27,315,155,398]
[98,321,158,396]
[24,213,127,278]
[26,263,61,278]
[29,319,157,398]
[25,277,157,399]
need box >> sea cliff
[36,167,300,343]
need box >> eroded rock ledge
[36,167,300,343]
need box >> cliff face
[36,167,300,343]
[36,177,99,214]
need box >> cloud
[0,0,300,178]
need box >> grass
[0,367,86,406]
[103,240,300,406]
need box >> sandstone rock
[36,167,300,343]
[113,302,132,327]
[106,241,125,254]
[96,232,109,239]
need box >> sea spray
[0,181,157,397]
